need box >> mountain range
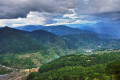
[15,25,114,39]
[0,25,120,69]
[14,25,120,49]
[67,23,120,39]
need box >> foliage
[0,65,13,75]
[28,30,78,50]
[0,27,47,54]
[27,51,120,80]
[62,34,120,49]
[106,60,120,80]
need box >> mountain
[0,27,46,54]
[13,25,80,50]
[15,25,91,35]
[62,33,104,49]
[39,25,113,39]
[62,33,120,49]
[28,30,78,50]
[0,27,81,68]
[15,25,44,32]
[14,25,114,39]
[40,25,94,36]
[0,27,81,54]
[0,27,61,68]
[67,23,120,39]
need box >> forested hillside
[0,27,60,68]
[63,33,120,49]
[0,27,82,69]
[0,27,46,54]
[28,30,78,50]
[27,50,120,80]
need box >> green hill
[62,33,120,49]
[0,27,46,54]
[0,27,82,69]
[29,30,78,50]
[0,27,59,68]
[27,51,120,80]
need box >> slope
[27,50,120,80]
[62,33,120,49]
[40,25,93,36]
[28,30,78,50]
[0,27,46,54]
[0,27,58,68]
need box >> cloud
[77,0,120,21]
[1,0,120,19]
[0,12,46,27]
[45,9,97,26]
[0,0,76,19]
[0,0,120,27]
[45,19,97,26]
[76,0,120,14]
[63,9,78,19]
[94,11,120,21]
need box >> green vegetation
[106,60,120,80]
[27,51,120,80]
[0,27,47,54]
[29,30,78,50]
[63,34,120,49]
[0,51,58,69]
[0,27,85,69]
[1,26,120,80]
[0,27,80,69]
[0,65,13,75]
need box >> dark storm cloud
[0,0,120,19]
[94,11,120,21]
[74,0,120,21]
[0,0,76,19]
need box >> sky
[0,0,120,27]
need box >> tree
[27,72,40,80]
[106,60,120,80]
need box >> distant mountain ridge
[67,23,120,39]
[14,25,95,35]
[2,26,120,51]
[15,25,44,32]
[40,25,94,36]
[14,25,113,39]
[62,33,120,49]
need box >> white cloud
[45,9,97,26]
[0,12,46,27]
[45,19,97,26]
[63,9,78,19]
[0,9,98,27]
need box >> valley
[0,0,120,80]
[0,25,120,80]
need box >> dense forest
[27,51,120,80]
[0,27,47,54]
[62,34,120,49]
